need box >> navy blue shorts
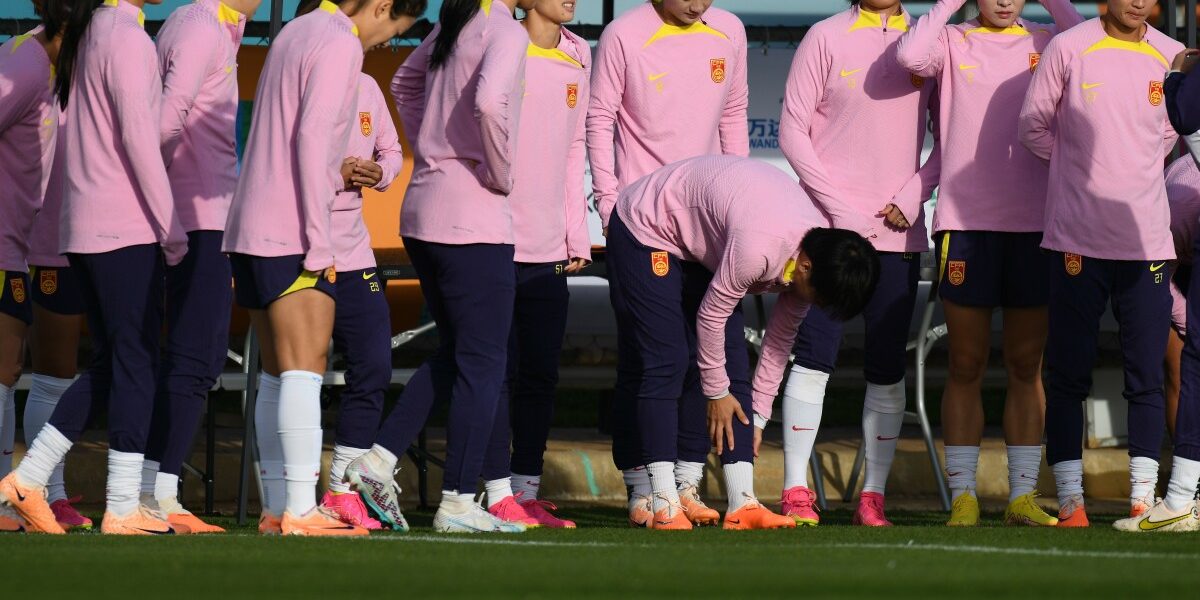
[29,265,87,316]
[935,230,1049,307]
[229,253,336,310]
[0,270,31,324]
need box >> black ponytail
[52,0,102,109]
[430,0,482,70]
[38,0,75,39]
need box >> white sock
[254,373,285,515]
[278,370,323,516]
[674,460,704,490]
[1052,459,1085,506]
[485,476,514,508]
[723,461,755,511]
[782,365,828,490]
[155,471,179,505]
[25,375,72,502]
[329,444,368,494]
[16,423,72,488]
[365,443,399,473]
[512,473,540,500]
[944,445,979,500]
[106,450,143,516]
[1164,456,1200,511]
[647,461,679,512]
[140,459,160,497]
[623,466,651,501]
[1129,456,1159,504]
[1007,445,1043,502]
[439,490,474,513]
[0,386,14,478]
[861,380,905,495]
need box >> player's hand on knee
[707,394,749,455]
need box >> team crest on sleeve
[1029,53,1041,73]
[710,58,726,84]
[566,83,579,109]
[911,74,925,89]
[359,112,372,137]
[1064,253,1083,276]
[947,260,966,286]
[1149,81,1164,106]
[651,251,670,277]
[39,270,57,295]
[10,278,25,304]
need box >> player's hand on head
[707,394,749,455]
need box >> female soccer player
[608,155,877,530]
[223,0,417,537]
[478,0,592,529]
[136,0,261,537]
[896,0,1082,528]
[777,0,940,527]
[1,0,188,535]
[342,0,533,534]
[0,0,63,533]
[587,0,749,529]
[1018,0,1184,527]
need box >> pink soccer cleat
[50,498,93,531]
[321,491,383,530]
[853,491,894,527]
[781,486,820,526]
[487,495,541,527]
[516,493,576,529]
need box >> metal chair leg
[914,287,951,511]
[236,333,261,526]
[808,451,827,510]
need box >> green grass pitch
[3,507,1198,598]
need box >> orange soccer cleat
[100,506,175,536]
[0,473,64,534]
[723,498,797,530]
[281,507,369,537]
[678,484,720,527]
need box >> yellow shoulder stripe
[848,10,909,33]
[643,22,729,49]
[10,33,32,53]
[1082,36,1168,68]
[319,1,359,37]
[527,43,583,68]
[481,0,492,17]
[217,2,243,26]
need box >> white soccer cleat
[1113,499,1200,533]
[433,499,526,534]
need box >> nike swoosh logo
[947,472,963,477]
[1,450,11,456]
[876,435,898,441]
[654,520,673,526]
[648,72,668,82]
[727,519,741,525]
[1150,262,1167,272]
[363,272,377,280]
[136,527,174,535]
[958,64,979,70]
[1020,474,1038,480]
[791,426,814,431]
[1139,513,1193,530]
[840,68,863,77]
[1082,82,1103,90]
[15,489,26,502]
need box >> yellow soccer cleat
[1005,492,1059,527]
[946,492,980,527]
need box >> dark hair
[296,0,427,19]
[50,0,101,109]
[37,0,74,38]
[800,228,880,321]
[430,0,482,70]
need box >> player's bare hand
[708,394,749,455]
[1173,49,1200,74]
[753,426,762,458]
[352,160,384,188]
[340,157,359,189]
[563,258,589,274]
[877,203,911,231]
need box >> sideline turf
[2,508,1197,598]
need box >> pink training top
[617,155,828,420]
[587,2,749,228]
[60,0,184,261]
[509,27,592,264]
[780,5,939,253]
[1019,18,1183,261]
[0,30,57,273]
[1166,156,1200,334]
[27,108,67,268]
[332,72,403,273]
[223,1,363,271]
[896,0,1083,234]
[393,0,529,246]
[156,0,247,233]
